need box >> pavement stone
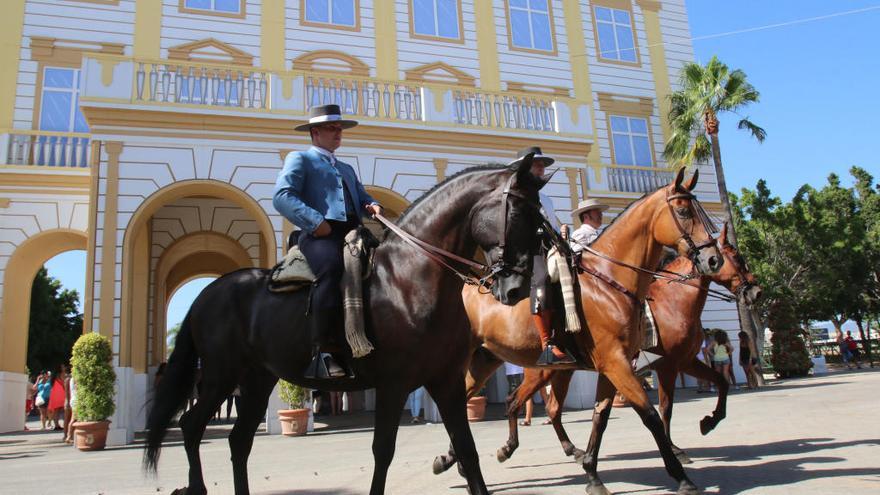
[1,368,878,494]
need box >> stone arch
[0,229,88,374]
[364,186,409,219]
[119,180,277,373]
[150,231,254,363]
[291,50,370,77]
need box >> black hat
[508,146,554,167]
[294,104,359,132]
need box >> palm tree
[664,56,766,246]
[664,56,767,385]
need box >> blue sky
[685,0,880,201]
[44,1,879,338]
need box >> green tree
[166,322,181,355]
[663,56,767,381]
[27,267,83,374]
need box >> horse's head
[714,222,762,305]
[652,168,723,275]
[471,153,548,305]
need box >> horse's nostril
[709,256,719,268]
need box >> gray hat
[295,104,359,132]
[572,198,609,219]
[508,146,554,167]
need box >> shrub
[70,333,116,421]
[278,379,306,409]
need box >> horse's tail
[143,312,198,473]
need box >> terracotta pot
[278,409,309,436]
[73,420,110,451]
[466,396,487,422]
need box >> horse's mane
[591,190,651,243]
[397,163,512,221]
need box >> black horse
[144,157,549,495]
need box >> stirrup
[304,352,350,379]
[536,345,576,366]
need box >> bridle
[375,171,542,288]
[666,189,719,264]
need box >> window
[508,0,554,52]
[594,6,637,62]
[412,0,461,40]
[39,67,88,133]
[610,115,652,166]
[183,0,242,15]
[304,0,357,28]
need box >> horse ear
[683,168,700,191]
[720,221,729,245]
[672,167,686,191]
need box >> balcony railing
[80,54,593,137]
[4,130,91,168]
[607,165,674,193]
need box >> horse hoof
[677,480,701,495]
[496,447,510,463]
[586,481,613,495]
[699,416,714,435]
[432,456,452,475]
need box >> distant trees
[27,267,83,374]
[730,167,879,372]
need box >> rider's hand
[313,221,332,238]
[560,224,569,241]
[365,203,383,218]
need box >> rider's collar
[310,146,336,165]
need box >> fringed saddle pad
[268,245,316,293]
[643,300,658,349]
[342,227,379,358]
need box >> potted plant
[466,387,487,422]
[277,379,309,436]
[70,333,116,451]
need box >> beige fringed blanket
[547,247,582,333]
[342,229,374,357]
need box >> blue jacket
[273,147,377,233]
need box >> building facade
[0,0,740,440]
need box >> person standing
[273,104,382,379]
[65,368,77,444]
[843,331,863,369]
[408,387,425,424]
[738,330,757,389]
[711,331,736,388]
[48,366,66,430]
[35,371,52,430]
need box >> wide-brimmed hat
[508,146,554,167]
[572,198,609,219]
[294,104,359,132]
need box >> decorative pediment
[167,38,254,66]
[291,50,370,77]
[404,62,475,87]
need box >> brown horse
[489,222,762,472]
[432,168,722,495]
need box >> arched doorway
[0,229,87,432]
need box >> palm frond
[737,118,767,143]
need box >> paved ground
[2,368,879,494]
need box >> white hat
[571,198,609,220]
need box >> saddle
[268,226,380,358]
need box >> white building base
[0,371,27,433]
[563,371,599,409]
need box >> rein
[374,213,489,286]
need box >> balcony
[2,130,91,168]
[79,54,592,137]
[582,164,675,195]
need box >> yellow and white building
[0,0,738,441]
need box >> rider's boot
[534,310,575,365]
[304,310,348,379]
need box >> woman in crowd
[47,365,67,431]
[35,371,52,430]
[712,330,737,388]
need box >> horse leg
[228,369,277,495]
[427,377,489,495]
[546,370,583,460]
[656,364,691,464]
[603,359,699,495]
[681,358,729,435]
[434,349,501,475]
[496,369,550,463]
[369,387,408,495]
[581,374,616,495]
[178,370,236,494]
